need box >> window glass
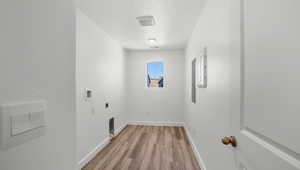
[147,62,164,88]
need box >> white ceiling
[77,0,206,50]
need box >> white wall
[0,0,76,170]
[184,0,236,169]
[76,9,126,166]
[126,50,185,123]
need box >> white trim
[183,124,208,170]
[241,129,300,169]
[77,123,127,169]
[128,121,184,127]
[114,123,128,137]
[78,136,110,169]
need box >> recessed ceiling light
[136,16,156,26]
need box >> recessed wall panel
[242,0,300,155]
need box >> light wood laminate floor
[82,125,201,170]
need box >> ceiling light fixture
[148,38,157,44]
[148,38,159,48]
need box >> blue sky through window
[147,62,163,79]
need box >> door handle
[222,136,237,147]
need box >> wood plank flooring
[82,125,201,170]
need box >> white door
[229,0,300,170]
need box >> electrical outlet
[85,88,92,101]
[105,102,109,109]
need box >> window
[147,62,164,88]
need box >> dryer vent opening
[109,117,114,137]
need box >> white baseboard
[183,124,207,170]
[78,136,110,169]
[114,123,128,137]
[128,121,184,127]
[77,123,127,169]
